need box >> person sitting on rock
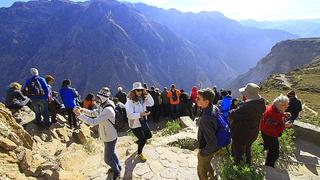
[125,82,154,162]
[5,82,32,111]
[74,87,121,180]
[260,94,293,168]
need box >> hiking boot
[137,153,147,162]
[113,174,120,180]
[107,168,114,174]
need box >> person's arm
[228,105,245,124]
[39,78,49,97]
[144,93,154,107]
[200,116,218,156]
[16,91,27,101]
[125,100,141,120]
[80,108,99,118]
[78,107,115,126]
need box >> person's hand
[284,112,291,118]
[285,122,293,128]
[140,111,150,117]
[73,108,81,117]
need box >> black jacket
[197,104,219,155]
[286,97,302,121]
[115,91,127,104]
[5,89,28,109]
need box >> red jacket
[260,105,286,137]
[191,86,198,103]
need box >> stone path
[275,74,292,88]
[85,117,320,180]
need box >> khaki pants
[197,151,217,180]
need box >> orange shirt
[83,99,94,110]
[167,89,181,105]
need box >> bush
[217,129,295,179]
[279,128,295,159]
[168,138,198,150]
[218,155,265,180]
[162,120,182,135]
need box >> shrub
[168,138,198,150]
[279,128,295,159]
[162,120,182,135]
[218,155,265,180]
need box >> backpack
[214,110,231,147]
[172,90,178,101]
[25,77,45,97]
[104,104,126,131]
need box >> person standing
[59,79,79,129]
[115,87,127,104]
[74,87,121,180]
[228,83,266,165]
[260,95,292,168]
[167,84,181,119]
[45,75,61,123]
[125,82,154,162]
[285,90,302,123]
[196,88,219,180]
[23,68,50,127]
[161,87,170,118]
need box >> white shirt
[125,93,154,129]
[78,100,117,142]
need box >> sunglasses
[136,89,143,92]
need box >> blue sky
[1,0,320,21]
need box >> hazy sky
[1,0,320,21]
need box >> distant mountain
[227,38,320,94]
[0,0,229,98]
[240,19,320,37]
[127,3,296,74]
[0,0,297,99]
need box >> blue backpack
[214,110,231,147]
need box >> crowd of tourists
[4,68,303,180]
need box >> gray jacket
[197,104,219,155]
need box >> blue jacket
[59,86,78,108]
[23,75,49,100]
[219,96,232,118]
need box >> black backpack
[25,77,45,97]
[104,104,126,131]
[172,90,178,101]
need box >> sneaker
[137,153,147,162]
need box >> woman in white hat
[125,82,154,162]
[74,87,121,180]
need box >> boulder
[0,137,17,151]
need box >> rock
[73,130,87,144]
[55,128,70,143]
[0,137,18,151]
[0,104,34,149]
[16,148,33,172]
[11,106,35,125]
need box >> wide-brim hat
[239,83,261,100]
[131,82,144,91]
